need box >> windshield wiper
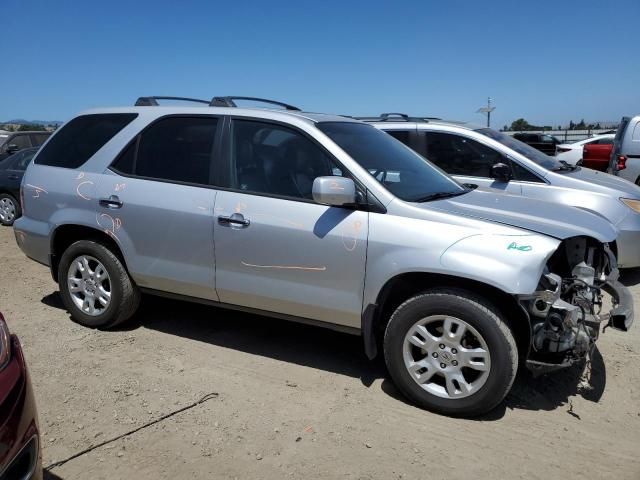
[413,190,468,202]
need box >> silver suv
[366,113,640,268]
[14,96,633,417]
[608,115,640,183]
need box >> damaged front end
[521,236,633,374]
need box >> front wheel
[384,289,518,417]
[58,240,140,328]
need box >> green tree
[510,118,530,131]
[18,124,47,131]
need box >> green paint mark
[507,242,532,252]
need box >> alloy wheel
[0,197,16,223]
[403,315,491,399]
[67,255,112,316]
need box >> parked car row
[555,133,615,170]
[9,96,633,418]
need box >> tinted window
[386,130,411,145]
[8,134,31,150]
[317,122,465,202]
[511,162,543,182]
[14,148,38,170]
[113,116,218,185]
[30,133,50,146]
[477,128,562,170]
[231,120,340,200]
[36,114,137,168]
[424,132,504,177]
[596,138,613,145]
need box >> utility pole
[476,97,496,128]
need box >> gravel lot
[0,226,639,479]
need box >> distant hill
[3,119,63,126]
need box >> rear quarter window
[35,113,137,168]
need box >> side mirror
[490,162,512,182]
[312,176,356,207]
[6,144,19,154]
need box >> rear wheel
[58,240,140,328]
[0,193,20,226]
[384,289,518,417]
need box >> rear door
[106,115,221,301]
[213,117,368,328]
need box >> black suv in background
[0,131,51,162]
[512,132,561,155]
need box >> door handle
[218,212,250,227]
[99,195,123,209]
[8,174,19,180]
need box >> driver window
[424,132,504,177]
[231,120,341,200]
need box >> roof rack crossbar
[354,113,442,123]
[134,96,210,106]
[209,96,301,111]
[380,112,410,120]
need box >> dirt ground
[0,226,639,480]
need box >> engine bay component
[523,236,633,371]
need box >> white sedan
[555,133,615,165]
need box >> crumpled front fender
[439,234,561,294]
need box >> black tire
[384,288,518,417]
[0,193,20,226]
[58,240,140,328]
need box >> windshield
[476,128,564,171]
[317,122,466,202]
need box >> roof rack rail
[209,96,301,111]
[135,96,210,106]
[355,112,441,122]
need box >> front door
[214,118,368,328]
[417,131,523,195]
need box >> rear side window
[35,114,137,168]
[111,116,219,185]
[30,133,50,146]
[8,134,31,150]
